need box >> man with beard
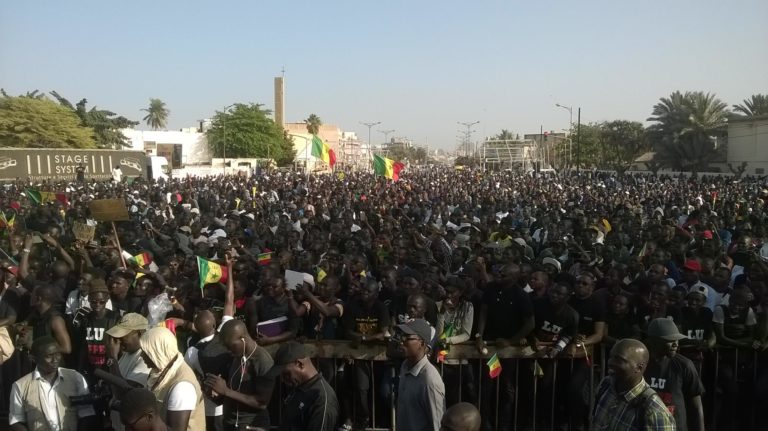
[645,318,705,431]
[267,341,338,431]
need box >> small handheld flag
[197,257,229,292]
[487,353,502,379]
[257,252,272,266]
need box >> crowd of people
[0,167,767,431]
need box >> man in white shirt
[9,336,96,431]
[105,313,152,431]
[112,165,123,183]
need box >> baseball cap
[267,341,308,377]
[687,284,709,299]
[647,318,687,341]
[396,318,432,343]
[106,313,149,339]
[682,259,702,272]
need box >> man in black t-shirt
[210,318,275,430]
[473,264,534,431]
[645,318,705,431]
[340,280,391,431]
[567,273,605,431]
[532,283,579,357]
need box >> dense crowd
[1,167,767,431]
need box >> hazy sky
[2,1,766,151]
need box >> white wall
[727,118,768,175]
[121,129,211,165]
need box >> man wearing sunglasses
[75,279,122,424]
[396,318,445,431]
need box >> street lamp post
[458,121,479,159]
[378,129,395,151]
[555,103,573,167]
[222,104,236,174]
[360,121,381,170]
[288,134,311,182]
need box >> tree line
[466,92,767,175]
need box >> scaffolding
[480,138,541,171]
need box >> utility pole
[360,121,381,170]
[458,121,479,159]
[379,129,395,149]
[576,107,581,173]
[555,103,573,166]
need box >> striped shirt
[591,377,676,431]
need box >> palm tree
[733,94,768,117]
[142,98,169,130]
[305,114,322,135]
[648,91,728,175]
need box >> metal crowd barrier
[262,341,595,431]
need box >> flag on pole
[197,257,229,290]
[311,135,336,169]
[373,155,405,181]
[130,252,153,268]
[487,353,502,379]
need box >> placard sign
[72,221,96,242]
[89,199,129,222]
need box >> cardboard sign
[89,199,129,222]
[72,222,96,242]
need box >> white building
[122,129,210,168]
[726,115,768,175]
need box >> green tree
[647,91,728,175]
[600,120,649,174]
[49,92,138,149]
[0,95,96,148]
[206,103,295,165]
[141,98,170,130]
[492,129,516,141]
[305,114,322,135]
[569,122,603,169]
[733,94,768,117]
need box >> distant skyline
[2,1,766,151]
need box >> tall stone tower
[274,76,285,128]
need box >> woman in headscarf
[139,326,205,431]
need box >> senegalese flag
[373,155,404,181]
[130,252,152,268]
[197,256,228,290]
[25,189,68,206]
[487,353,502,379]
[311,135,336,169]
[437,323,455,364]
[257,252,272,266]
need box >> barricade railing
[261,341,594,431]
[261,341,767,431]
